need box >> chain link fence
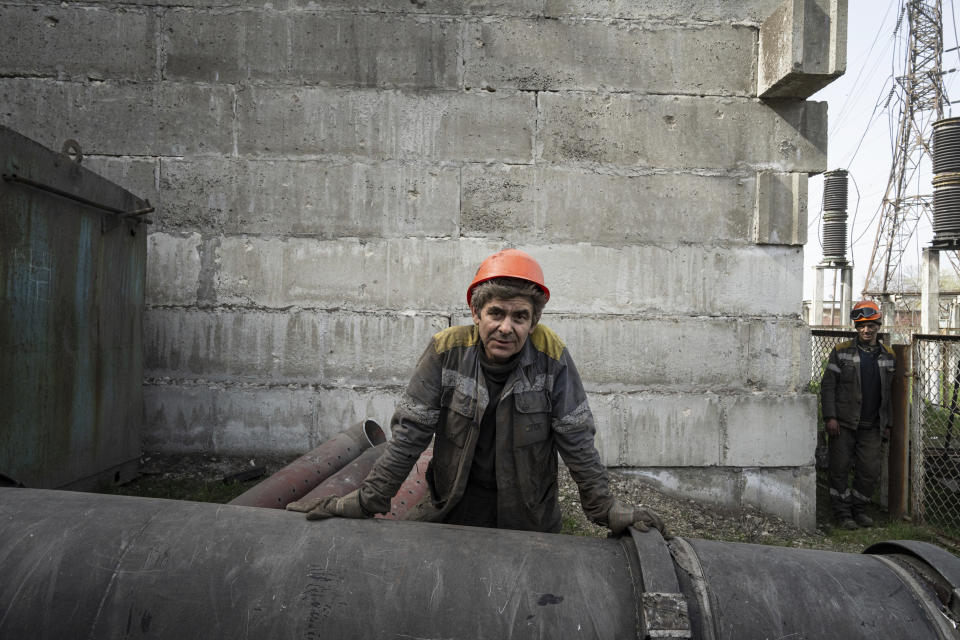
[912,335,960,536]
[810,329,861,470]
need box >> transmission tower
[863,0,947,300]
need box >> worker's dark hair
[470,277,547,324]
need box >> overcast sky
[803,0,960,301]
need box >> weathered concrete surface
[758,0,847,98]
[202,236,803,315]
[0,79,235,156]
[0,0,848,527]
[462,166,756,245]
[0,5,156,81]
[539,93,828,172]
[544,0,784,22]
[145,308,448,385]
[545,316,811,392]
[625,465,817,530]
[237,87,536,162]
[589,392,814,468]
[164,11,461,88]
[143,384,402,454]
[464,20,756,95]
[754,170,808,245]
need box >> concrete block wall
[0,0,837,528]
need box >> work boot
[854,512,874,528]
[838,517,858,531]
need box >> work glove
[285,489,372,521]
[607,499,669,538]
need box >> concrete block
[546,316,810,392]
[313,387,404,443]
[215,237,804,317]
[237,87,535,162]
[165,11,459,88]
[461,165,754,245]
[0,79,234,156]
[604,393,723,466]
[323,312,449,385]
[540,244,803,316]
[157,158,460,236]
[82,157,159,205]
[758,0,847,98]
[754,170,808,245]
[0,6,156,81]
[743,466,816,529]
[145,307,446,385]
[146,233,201,306]
[465,20,754,95]
[539,93,827,172]
[214,237,494,310]
[722,394,817,466]
[142,383,316,455]
[286,0,541,14]
[144,308,326,383]
[544,0,784,22]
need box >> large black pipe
[1,488,959,639]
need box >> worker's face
[471,297,535,363]
[856,321,880,346]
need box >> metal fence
[812,329,960,533]
[912,335,960,536]
[810,330,859,470]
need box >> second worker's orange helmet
[851,300,882,324]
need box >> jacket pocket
[513,391,551,447]
[438,386,476,448]
[513,391,555,513]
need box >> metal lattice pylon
[863,0,946,298]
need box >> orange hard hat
[851,300,882,324]
[466,249,550,305]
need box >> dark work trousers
[828,422,883,519]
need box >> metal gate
[912,334,960,536]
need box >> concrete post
[840,265,853,324]
[921,248,940,334]
[812,265,825,326]
[881,296,896,332]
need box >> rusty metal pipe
[889,343,910,517]
[380,446,433,520]
[294,443,434,521]
[228,419,385,508]
[297,443,386,503]
[2,488,960,639]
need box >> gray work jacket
[820,339,896,430]
[359,323,614,533]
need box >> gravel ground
[133,452,848,552]
[556,465,846,551]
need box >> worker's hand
[285,489,371,521]
[607,499,669,538]
[825,418,840,436]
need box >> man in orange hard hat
[820,300,896,530]
[290,249,667,536]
